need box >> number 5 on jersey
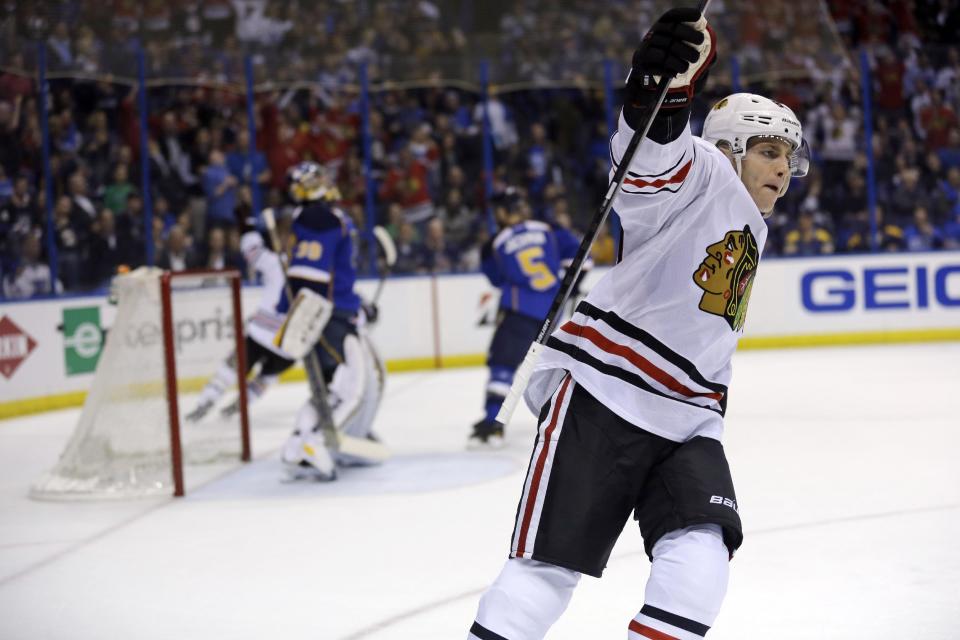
[518,246,557,291]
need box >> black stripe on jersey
[575,301,727,396]
[640,605,711,636]
[469,621,510,640]
[546,337,724,416]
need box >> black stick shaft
[533,0,710,346]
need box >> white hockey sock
[198,361,239,405]
[470,557,580,640]
[629,525,729,640]
[247,374,277,403]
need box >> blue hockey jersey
[481,220,581,321]
[280,202,361,313]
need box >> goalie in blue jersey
[469,188,587,449]
[277,162,385,480]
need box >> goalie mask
[702,93,810,196]
[288,161,340,204]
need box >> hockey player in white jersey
[469,7,809,640]
[185,224,295,422]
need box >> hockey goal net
[31,267,251,499]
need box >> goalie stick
[370,225,397,306]
[262,207,390,463]
[496,0,712,426]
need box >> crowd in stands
[0,0,959,299]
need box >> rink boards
[1,250,958,417]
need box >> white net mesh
[31,268,244,500]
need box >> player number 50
[295,240,323,261]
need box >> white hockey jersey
[241,232,290,357]
[524,114,767,443]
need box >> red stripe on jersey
[628,620,679,640]
[559,321,723,402]
[515,375,572,556]
[623,159,692,190]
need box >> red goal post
[31,266,254,501]
[161,268,251,497]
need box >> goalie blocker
[274,288,334,360]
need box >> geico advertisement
[745,251,960,336]
[801,264,960,312]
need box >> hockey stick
[496,0,711,425]
[262,208,390,462]
[370,225,397,306]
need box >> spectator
[0,176,35,275]
[52,195,87,290]
[157,224,198,272]
[842,205,906,253]
[936,166,960,221]
[819,101,859,179]
[590,220,616,266]
[86,208,122,287]
[393,221,423,274]
[202,149,239,229]
[783,209,836,256]
[436,187,478,254]
[267,121,302,192]
[116,191,147,268]
[943,207,960,250]
[82,118,114,188]
[903,206,944,251]
[934,46,959,106]
[0,165,11,203]
[939,129,960,169]
[0,97,23,177]
[523,121,562,206]
[226,130,271,190]
[67,171,97,229]
[0,54,33,102]
[918,89,959,152]
[199,227,242,271]
[418,217,455,273]
[156,111,198,206]
[2,233,61,298]
[873,46,905,121]
[379,145,434,232]
[103,164,135,215]
[888,166,931,222]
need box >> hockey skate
[467,419,505,450]
[219,398,240,419]
[184,399,213,423]
[281,431,337,482]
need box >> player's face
[739,138,792,215]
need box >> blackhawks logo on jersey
[692,225,759,331]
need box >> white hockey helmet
[703,93,810,195]
[240,230,264,263]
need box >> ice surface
[1,343,958,639]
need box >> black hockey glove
[361,300,379,325]
[624,7,717,143]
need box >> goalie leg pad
[274,288,334,359]
[312,312,357,381]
